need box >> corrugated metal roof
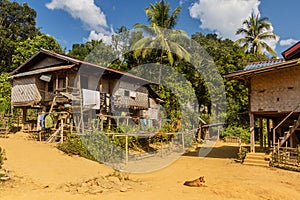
[11,83,41,106]
[244,59,285,71]
[224,58,300,79]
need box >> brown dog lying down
[183,176,206,187]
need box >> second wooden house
[225,42,300,152]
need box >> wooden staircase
[243,152,269,167]
[279,114,300,147]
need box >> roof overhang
[10,64,75,79]
[282,41,300,60]
[11,49,156,85]
[224,58,300,80]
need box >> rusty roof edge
[11,50,42,75]
[10,64,75,79]
[11,49,81,75]
[12,49,156,85]
[224,58,300,79]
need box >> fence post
[125,134,128,165]
[60,119,64,143]
[182,131,185,153]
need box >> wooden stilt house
[10,49,161,133]
[225,42,300,152]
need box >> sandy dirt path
[1,132,300,200]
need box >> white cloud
[280,38,298,46]
[46,0,107,32]
[189,0,260,40]
[87,30,113,45]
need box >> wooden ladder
[280,114,300,147]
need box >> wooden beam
[250,113,255,152]
[66,71,69,91]
[267,118,271,148]
[248,78,255,152]
[55,74,58,93]
[259,117,263,151]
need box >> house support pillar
[267,119,271,148]
[259,117,263,151]
[250,113,255,152]
[22,107,27,124]
[290,133,294,148]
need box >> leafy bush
[0,146,6,169]
[58,133,126,164]
[222,126,250,143]
[0,73,12,114]
[57,137,97,162]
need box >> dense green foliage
[191,33,267,128]
[57,136,97,161]
[0,72,11,114]
[222,126,250,143]
[0,0,40,72]
[12,34,63,67]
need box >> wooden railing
[272,146,300,170]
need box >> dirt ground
[1,132,300,200]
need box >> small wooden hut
[10,49,161,132]
[225,42,300,152]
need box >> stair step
[243,158,268,163]
[243,161,269,167]
[246,153,266,158]
[243,152,270,167]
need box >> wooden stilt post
[250,113,255,153]
[290,133,294,148]
[70,118,73,134]
[22,107,27,124]
[259,117,263,151]
[267,119,270,149]
[39,131,41,142]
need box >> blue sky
[14,0,300,58]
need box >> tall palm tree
[132,0,190,83]
[145,0,181,29]
[235,12,278,57]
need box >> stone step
[246,153,266,158]
[244,158,268,165]
[243,161,269,167]
[243,153,270,167]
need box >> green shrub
[57,137,96,162]
[222,126,250,143]
[0,146,5,169]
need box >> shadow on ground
[183,144,239,159]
